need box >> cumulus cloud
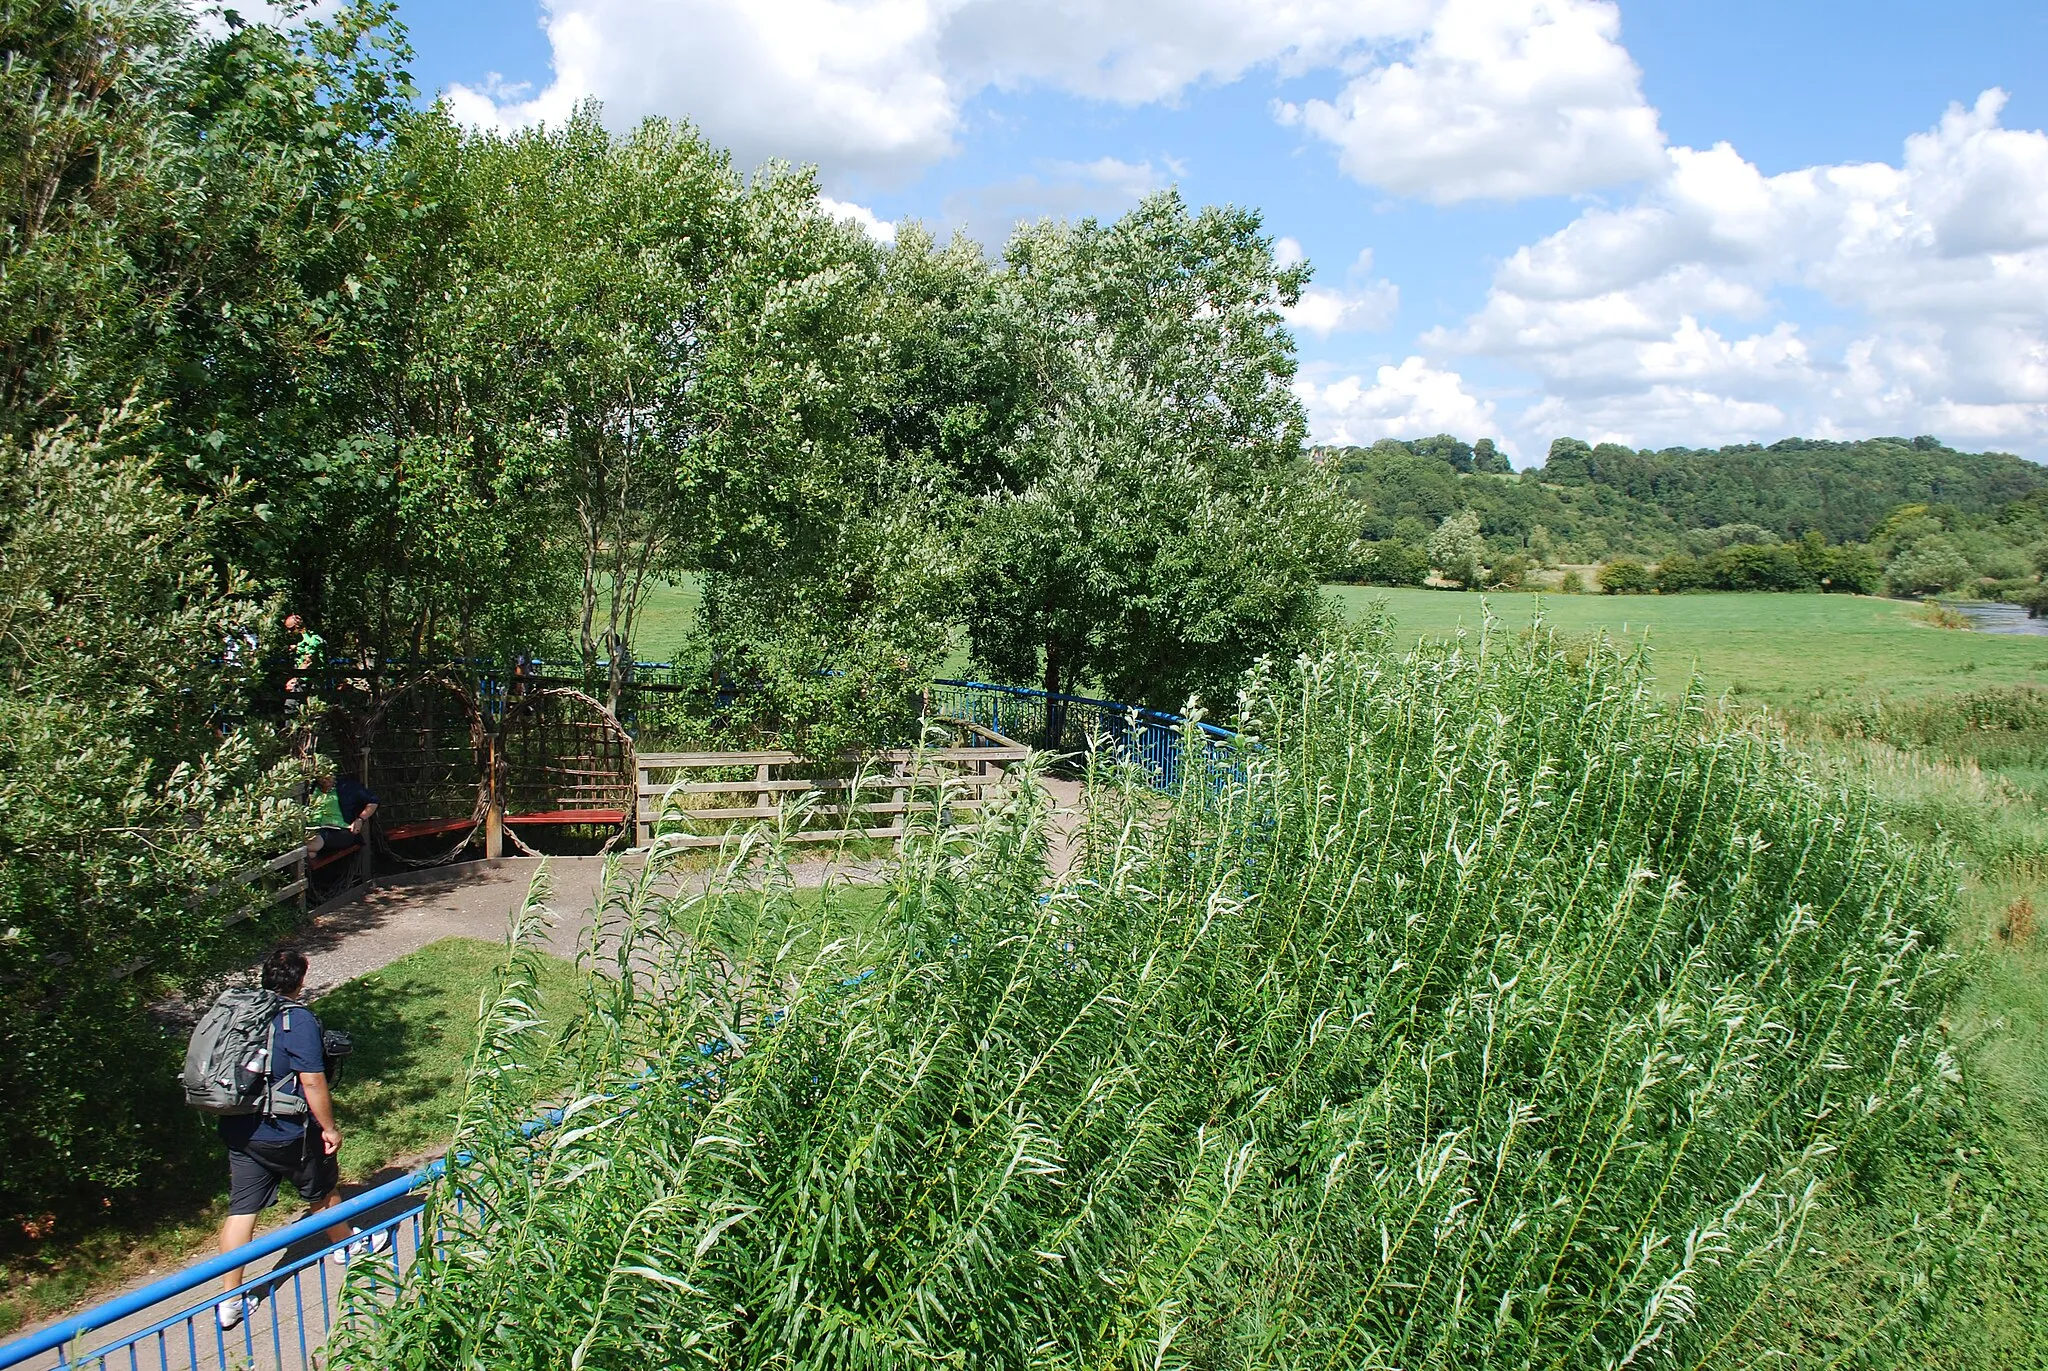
[1432,90,2048,452]
[1282,249,1400,336]
[1294,357,1503,448]
[442,0,1657,206]
[1284,0,1664,203]
[819,196,899,245]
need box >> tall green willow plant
[339,623,1967,1369]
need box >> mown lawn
[631,577,702,663]
[1330,585,2048,709]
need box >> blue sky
[397,0,2048,463]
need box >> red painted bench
[504,809,627,826]
[382,817,479,842]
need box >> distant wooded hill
[1314,434,2048,562]
[1535,435,2048,544]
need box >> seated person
[306,764,379,858]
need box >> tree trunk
[1042,643,1065,749]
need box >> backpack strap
[262,997,312,1121]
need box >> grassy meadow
[1329,585,2048,708]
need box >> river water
[1945,600,2048,635]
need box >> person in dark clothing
[213,950,387,1331]
[305,764,379,858]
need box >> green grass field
[641,580,2048,710]
[1331,586,2048,709]
[632,577,701,662]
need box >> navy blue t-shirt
[218,1003,325,1148]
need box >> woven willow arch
[364,674,487,867]
[497,686,635,855]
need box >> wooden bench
[381,817,478,843]
[503,809,627,826]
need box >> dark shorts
[310,826,360,855]
[226,1131,338,1216]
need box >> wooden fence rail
[636,738,1030,849]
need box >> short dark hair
[262,949,309,993]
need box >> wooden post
[485,734,504,859]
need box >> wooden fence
[636,731,1030,849]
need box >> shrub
[1355,538,1429,587]
[1655,549,1705,591]
[1426,508,1486,588]
[1886,537,1975,596]
[1558,569,1585,593]
[346,629,1965,1369]
[1597,557,1653,593]
[0,422,295,1215]
[1486,551,1530,589]
[1710,541,1815,591]
[1824,542,1884,593]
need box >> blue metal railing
[2,679,1236,1369]
[930,679,1236,793]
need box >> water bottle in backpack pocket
[183,987,311,1117]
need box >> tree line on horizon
[1320,431,2048,598]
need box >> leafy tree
[1886,537,1974,596]
[1598,558,1653,594]
[1825,542,1884,594]
[1410,433,1473,473]
[1472,437,1511,474]
[1427,509,1485,588]
[0,418,295,1213]
[968,349,1338,715]
[965,193,1339,712]
[1655,551,1705,592]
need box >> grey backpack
[182,988,311,1117]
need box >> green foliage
[1598,556,1653,593]
[1887,536,1977,596]
[1535,433,2048,542]
[964,194,1342,711]
[1324,431,2048,599]
[1426,506,1486,587]
[0,419,296,1214]
[1348,537,1429,586]
[339,629,1967,1368]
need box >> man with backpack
[186,949,387,1331]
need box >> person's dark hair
[262,949,309,994]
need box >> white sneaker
[216,1296,252,1332]
[329,1226,393,1266]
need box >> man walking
[213,950,386,1332]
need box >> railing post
[484,734,504,859]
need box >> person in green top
[284,613,324,711]
[306,762,379,859]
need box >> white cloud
[1294,357,1503,447]
[1431,91,2048,453]
[818,196,899,245]
[441,0,1654,206]
[1290,0,1664,203]
[447,0,962,175]
[1282,249,1399,336]
[1272,236,1308,270]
